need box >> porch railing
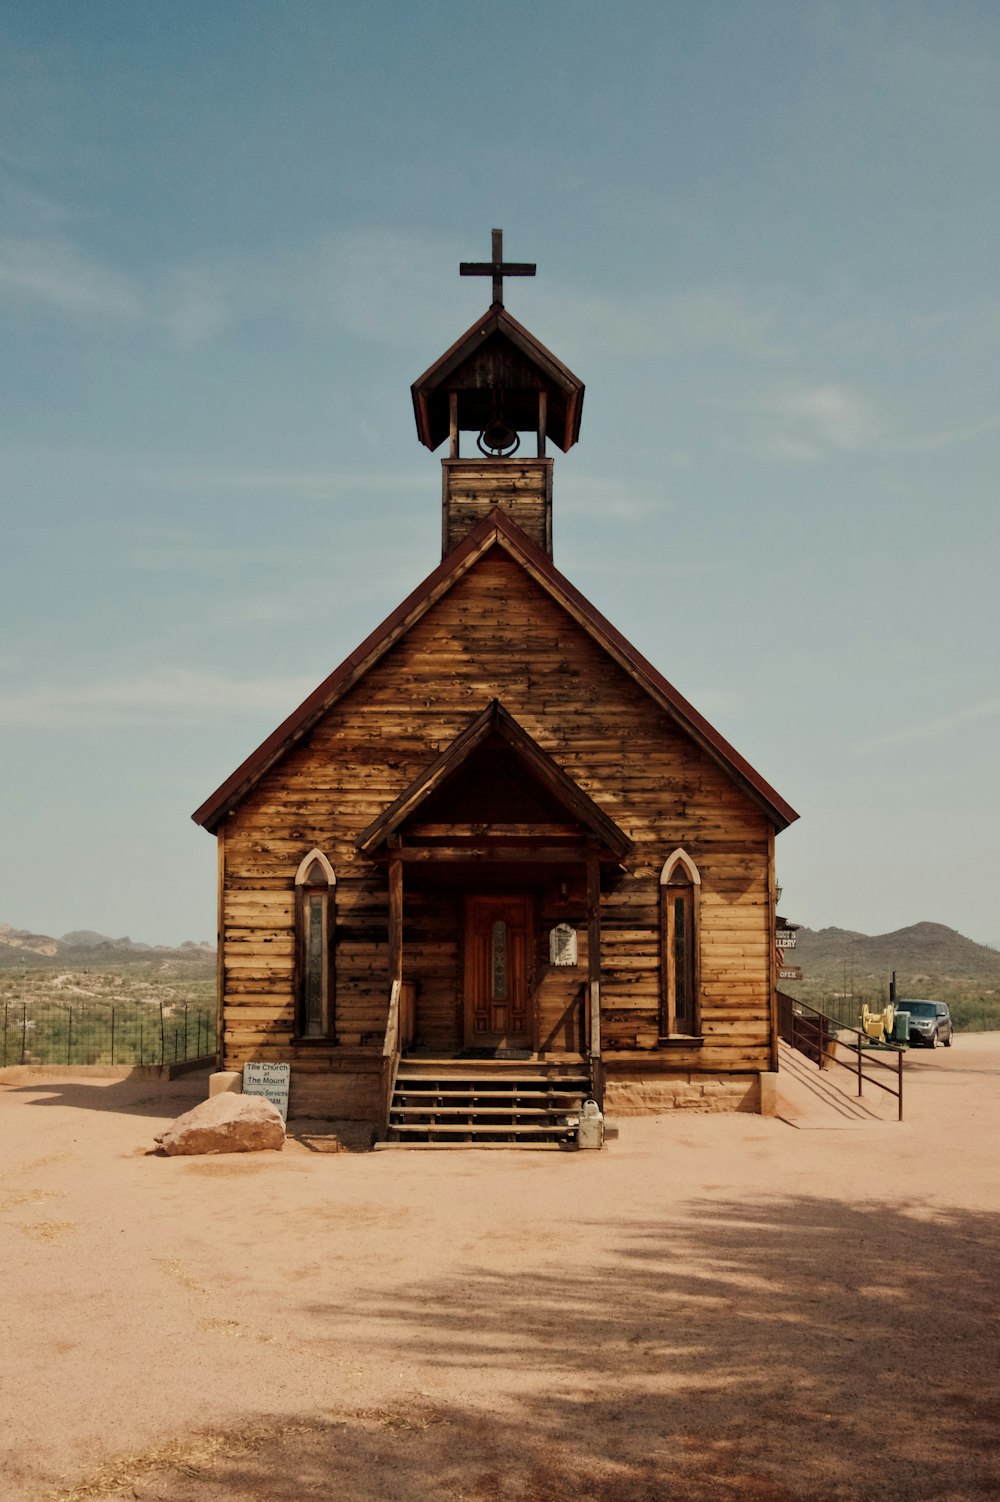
[777,991,904,1122]
[379,980,403,1141]
[587,979,603,1109]
[588,978,601,1060]
[378,979,417,1140]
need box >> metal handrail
[777,992,904,1122]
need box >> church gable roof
[411,305,584,453]
[191,508,798,834]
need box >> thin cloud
[0,670,318,728]
[301,227,472,348]
[558,475,659,521]
[893,412,1000,454]
[856,698,1000,755]
[542,285,791,363]
[137,464,425,496]
[759,433,825,463]
[771,383,881,450]
[0,235,140,319]
[157,265,235,346]
[0,178,71,233]
[741,381,884,462]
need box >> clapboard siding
[220,550,773,1077]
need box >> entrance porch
[356,699,633,1063]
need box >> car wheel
[943,1032,952,1047]
[930,1029,939,1048]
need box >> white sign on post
[243,1061,291,1121]
[549,924,578,966]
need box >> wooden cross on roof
[460,227,535,307]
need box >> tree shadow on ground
[63,1194,1000,1502]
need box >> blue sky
[2,1,998,946]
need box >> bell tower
[411,229,585,559]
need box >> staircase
[376,1058,592,1149]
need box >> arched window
[294,850,336,1040]
[659,849,701,1037]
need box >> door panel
[464,896,533,1047]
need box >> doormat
[461,1048,533,1061]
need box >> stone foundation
[603,1071,763,1115]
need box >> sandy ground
[1,1039,999,1502]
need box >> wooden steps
[381,1058,591,1148]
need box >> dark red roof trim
[192,509,799,833]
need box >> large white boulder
[155,1092,285,1156]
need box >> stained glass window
[660,851,700,1037]
[491,920,507,1001]
[673,895,691,1029]
[304,893,325,1035]
[294,849,335,1040]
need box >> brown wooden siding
[442,459,552,556]
[220,550,772,1074]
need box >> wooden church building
[192,232,798,1142]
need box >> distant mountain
[791,922,1000,992]
[60,929,129,950]
[0,924,214,969]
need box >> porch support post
[388,846,403,987]
[586,847,602,1058]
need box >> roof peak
[192,505,798,835]
[411,301,585,456]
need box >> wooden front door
[464,896,533,1048]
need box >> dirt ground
[2,1039,999,1502]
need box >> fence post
[21,1002,27,1064]
[139,1019,144,1067]
[67,1006,72,1064]
[159,1003,166,1066]
[3,1002,7,1067]
[111,1006,116,1066]
[857,1034,863,1097]
[184,1004,189,1061]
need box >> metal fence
[777,992,904,1121]
[1,1000,215,1068]
[793,994,878,1030]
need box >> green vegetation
[785,977,1000,1034]
[782,923,1000,1033]
[0,959,216,1067]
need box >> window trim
[659,849,701,1039]
[294,849,336,1042]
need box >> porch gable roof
[356,699,633,860]
[191,508,799,834]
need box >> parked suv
[898,999,954,1048]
